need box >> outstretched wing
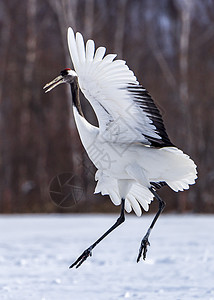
[67,27,173,147]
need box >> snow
[0,214,214,300]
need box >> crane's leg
[70,199,125,269]
[137,186,165,262]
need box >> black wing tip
[150,181,167,189]
[144,134,174,148]
[127,84,174,148]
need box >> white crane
[44,28,197,268]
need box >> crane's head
[43,68,77,93]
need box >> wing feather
[67,27,173,147]
[93,47,106,62]
[67,28,80,71]
[86,39,95,62]
[76,32,86,63]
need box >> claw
[69,248,92,269]
[137,238,150,262]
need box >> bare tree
[114,0,128,58]
[84,0,95,38]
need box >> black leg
[137,186,165,262]
[70,198,125,269]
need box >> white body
[68,28,197,216]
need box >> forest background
[0,0,213,214]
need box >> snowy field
[0,214,214,300]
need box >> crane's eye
[60,68,71,76]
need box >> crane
[44,28,197,269]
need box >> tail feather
[94,146,197,216]
[129,184,153,212]
[127,195,142,216]
[125,200,132,213]
[160,147,197,192]
[94,170,154,216]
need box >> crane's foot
[69,247,92,269]
[137,237,150,262]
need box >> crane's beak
[43,75,64,93]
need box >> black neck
[70,77,84,117]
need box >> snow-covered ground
[0,214,214,300]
